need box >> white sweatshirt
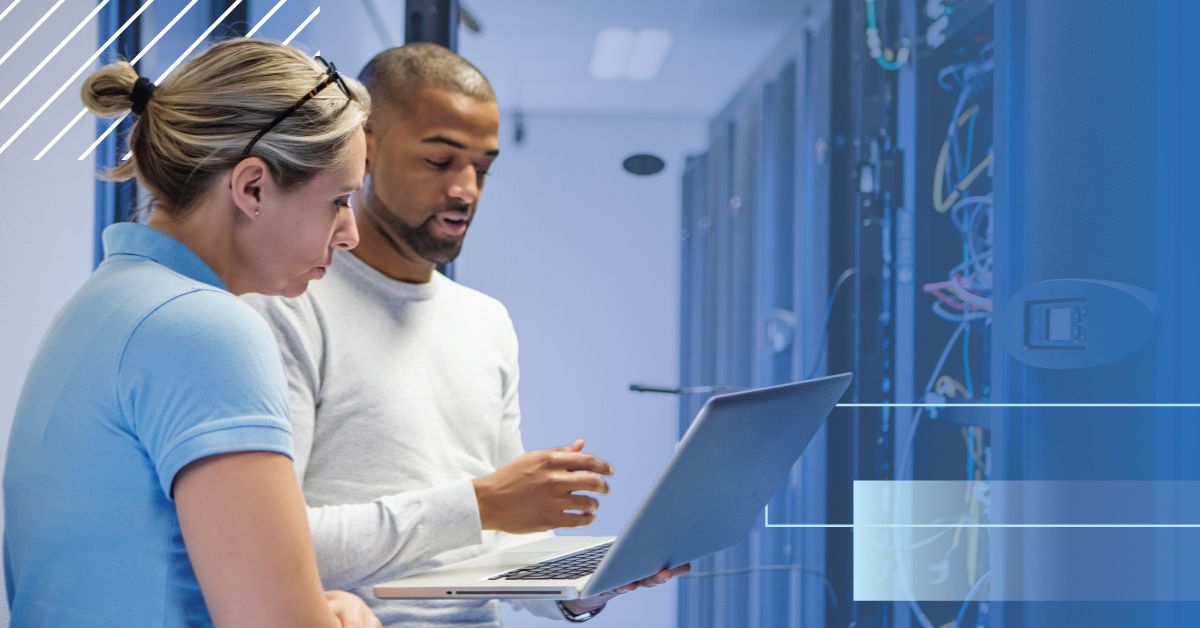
[243,249,560,627]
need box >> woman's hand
[561,563,692,615]
[325,591,382,628]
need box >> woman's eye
[335,197,351,210]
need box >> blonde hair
[82,39,370,217]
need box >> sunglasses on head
[242,56,354,156]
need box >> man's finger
[552,439,586,452]
[637,574,668,587]
[555,472,610,495]
[665,563,691,578]
[560,493,600,513]
[553,511,597,528]
[548,452,614,475]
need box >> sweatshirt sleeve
[497,309,526,465]
[241,292,485,590]
[305,479,484,589]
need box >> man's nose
[447,165,481,205]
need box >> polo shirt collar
[102,223,227,291]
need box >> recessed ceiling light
[590,28,635,80]
[589,28,674,81]
[625,29,673,81]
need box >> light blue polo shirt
[4,223,294,627]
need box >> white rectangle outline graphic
[764,402,1200,528]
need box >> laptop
[374,373,852,600]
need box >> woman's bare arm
[174,451,379,628]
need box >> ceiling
[454,0,806,118]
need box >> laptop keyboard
[488,542,613,580]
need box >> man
[243,44,687,627]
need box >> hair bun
[129,77,156,116]
[81,60,139,118]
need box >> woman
[4,39,379,628]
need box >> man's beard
[393,211,467,264]
[366,186,468,264]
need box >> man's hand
[561,564,692,615]
[472,439,614,533]
[325,591,382,628]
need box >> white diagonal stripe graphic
[32,107,86,160]
[0,0,109,113]
[76,111,126,163]
[246,0,287,37]
[0,0,22,26]
[29,0,197,160]
[128,0,198,65]
[80,0,242,161]
[282,7,319,45]
[151,0,242,81]
[0,0,67,69]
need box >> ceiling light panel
[589,27,674,81]
[590,28,635,80]
[625,29,673,81]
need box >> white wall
[0,1,103,625]
[456,112,706,628]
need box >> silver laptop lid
[581,373,852,597]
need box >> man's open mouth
[435,212,470,237]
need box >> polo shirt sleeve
[118,289,294,499]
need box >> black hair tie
[130,76,156,116]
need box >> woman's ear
[230,158,269,219]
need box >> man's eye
[335,197,351,210]
[427,159,452,169]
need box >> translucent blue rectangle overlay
[853,481,1200,601]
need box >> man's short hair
[357,43,495,118]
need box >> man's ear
[364,123,377,171]
[230,158,269,219]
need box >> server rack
[680,0,1200,626]
[677,12,833,628]
[679,1,996,626]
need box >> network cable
[803,267,858,381]
[955,571,992,628]
[893,318,969,628]
[901,47,997,628]
[865,0,910,71]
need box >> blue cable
[963,109,978,181]
[967,426,976,480]
[963,320,973,399]
[956,572,992,628]
[866,0,907,71]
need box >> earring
[255,210,259,216]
